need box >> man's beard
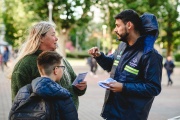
[115,29,129,43]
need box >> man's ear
[126,21,133,30]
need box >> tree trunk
[167,41,172,56]
[56,29,70,57]
[166,19,174,57]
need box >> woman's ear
[40,36,44,43]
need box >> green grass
[66,57,86,61]
[66,58,87,65]
[175,61,180,67]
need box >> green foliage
[174,54,180,61]
[69,20,105,50]
[21,0,49,20]
[95,0,180,56]
[0,1,3,24]
[3,0,94,49]
[175,61,180,67]
[3,0,39,47]
[20,0,93,29]
[3,13,17,45]
[2,0,180,56]
[82,38,101,50]
[69,26,88,50]
[147,0,180,55]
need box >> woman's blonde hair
[9,21,55,78]
[17,21,55,61]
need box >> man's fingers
[88,47,98,54]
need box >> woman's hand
[75,81,87,90]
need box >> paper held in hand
[72,72,88,85]
[98,78,117,89]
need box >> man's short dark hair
[115,9,142,33]
[37,51,62,75]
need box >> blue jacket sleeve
[122,51,163,97]
[95,52,114,72]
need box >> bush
[174,54,180,61]
[67,51,90,58]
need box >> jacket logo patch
[117,55,121,60]
[129,57,138,67]
[116,51,122,60]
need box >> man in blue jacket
[88,9,162,120]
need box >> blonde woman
[11,21,87,109]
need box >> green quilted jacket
[11,50,86,109]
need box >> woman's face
[40,27,58,51]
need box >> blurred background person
[87,56,98,75]
[0,52,4,72]
[3,46,10,68]
[164,56,175,86]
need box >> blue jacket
[3,50,9,62]
[164,60,175,72]
[96,14,163,120]
[11,77,78,120]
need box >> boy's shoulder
[32,77,71,99]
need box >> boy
[9,51,78,120]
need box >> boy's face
[54,63,64,82]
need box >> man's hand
[88,47,101,57]
[75,81,87,90]
[107,82,123,92]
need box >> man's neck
[127,32,140,46]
